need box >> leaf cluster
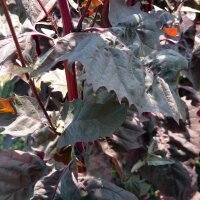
[0,0,200,200]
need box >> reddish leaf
[0,150,45,200]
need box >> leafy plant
[0,0,200,200]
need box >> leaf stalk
[0,0,58,135]
[57,0,86,173]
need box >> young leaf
[58,99,127,148]
[0,150,45,200]
[27,126,58,160]
[147,155,175,166]
[131,160,145,173]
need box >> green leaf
[0,150,45,200]
[58,99,126,148]
[147,155,175,166]
[131,160,145,173]
[0,96,47,136]
[31,32,185,121]
[125,175,151,197]
[0,75,15,98]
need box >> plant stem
[57,0,86,173]
[57,0,74,35]
[98,0,111,28]
[37,0,59,35]
[76,0,92,31]
[143,0,153,12]
[57,0,78,100]
[1,0,57,134]
[89,6,100,27]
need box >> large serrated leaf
[0,96,47,136]
[0,150,45,200]
[58,99,126,148]
[31,32,185,121]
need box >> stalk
[57,0,86,173]
[76,0,92,31]
[142,0,153,12]
[37,0,59,35]
[99,0,111,28]
[0,0,57,134]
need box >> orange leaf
[81,0,103,10]
[0,97,15,114]
[162,27,179,37]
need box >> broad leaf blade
[31,32,185,121]
[0,150,45,200]
[109,0,163,56]
[58,99,126,148]
[143,49,188,87]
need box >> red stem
[57,0,78,100]
[98,0,111,28]
[64,61,78,100]
[37,0,59,35]
[1,0,57,134]
[37,0,49,17]
[32,36,42,56]
[57,0,86,173]
[142,0,153,12]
